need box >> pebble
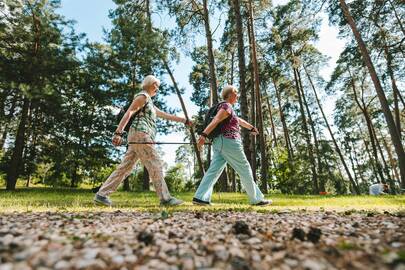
[307,227,322,243]
[75,259,106,270]
[54,260,71,270]
[302,259,325,270]
[233,221,251,235]
[292,228,306,241]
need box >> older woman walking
[193,85,271,206]
[94,75,190,206]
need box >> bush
[164,164,186,192]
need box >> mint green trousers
[194,135,264,204]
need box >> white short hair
[142,75,160,90]
[222,85,237,100]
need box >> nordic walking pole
[128,142,211,145]
[163,60,206,174]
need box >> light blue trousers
[194,135,265,204]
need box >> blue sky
[58,0,115,42]
[58,0,345,168]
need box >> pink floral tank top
[218,102,240,139]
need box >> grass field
[0,188,404,213]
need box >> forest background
[1,0,404,195]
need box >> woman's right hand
[112,134,123,146]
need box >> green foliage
[0,0,184,189]
[164,164,186,192]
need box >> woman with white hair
[192,85,271,206]
[94,75,191,206]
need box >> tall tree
[337,0,405,189]
[304,64,360,194]
[247,0,268,192]
[1,0,82,190]
[232,0,252,165]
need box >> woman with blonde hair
[94,75,191,206]
[193,85,271,206]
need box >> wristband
[201,132,208,138]
[114,131,124,136]
[250,127,255,132]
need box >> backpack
[117,100,149,133]
[200,101,232,140]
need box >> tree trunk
[71,161,78,188]
[350,75,385,183]
[339,0,405,189]
[202,0,228,189]
[123,177,130,191]
[351,139,367,184]
[230,165,236,192]
[292,66,317,194]
[383,41,402,139]
[379,127,401,185]
[71,136,82,188]
[6,6,41,190]
[348,145,360,186]
[372,124,396,192]
[273,78,294,159]
[143,166,150,191]
[26,102,39,187]
[123,145,131,191]
[363,137,380,183]
[304,65,360,194]
[229,50,235,85]
[232,0,252,165]
[6,98,30,190]
[219,170,229,192]
[145,0,152,30]
[248,0,268,192]
[363,110,386,182]
[265,94,278,148]
[163,60,205,175]
[247,15,257,183]
[202,0,218,103]
[297,69,320,193]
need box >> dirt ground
[0,210,404,270]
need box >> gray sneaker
[94,194,112,206]
[253,199,273,206]
[160,197,184,206]
[192,197,212,206]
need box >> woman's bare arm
[155,106,187,123]
[114,95,147,134]
[201,109,230,136]
[237,117,254,130]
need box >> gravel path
[0,211,404,270]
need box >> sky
[58,0,345,168]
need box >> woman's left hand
[250,127,259,136]
[112,134,123,146]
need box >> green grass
[0,188,404,213]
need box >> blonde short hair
[142,75,160,90]
[221,85,237,100]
